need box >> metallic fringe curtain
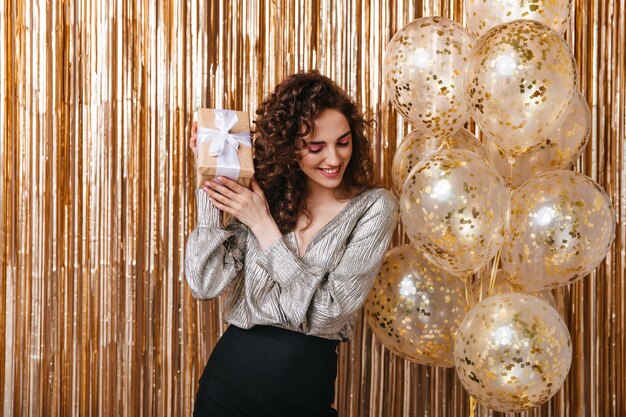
[1,0,624,416]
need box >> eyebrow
[308,131,351,145]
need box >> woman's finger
[207,179,243,202]
[205,187,236,208]
[207,195,236,216]
[190,122,198,152]
[216,176,246,194]
[250,178,265,197]
[215,177,252,203]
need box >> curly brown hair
[252,70,376,234]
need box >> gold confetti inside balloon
[465,19,577,156]
[391,128,486,196]
[384,17,474,139]
[364,245,466,368]
[455,293,572,413]
[485,91,591,187]
[465,0,572,38]
[501,170,615,291]
[400,149,511,277]
[472,270,557,310]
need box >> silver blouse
[184,187,399,341]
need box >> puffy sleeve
[184,189,248,299]
[255,189,399,335]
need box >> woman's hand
[203,176,268,227]
[189,121,198,154]
[203,176,282,250]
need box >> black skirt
[193,325,340,417]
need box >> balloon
[400,149,511,277]
[472,270,557,310]
[501,170,615,291]
[485,91,591,187]
[466,0,572,38]
[391,128,486,196]
[364,245,466,367]
[455,293,572,412]
[465,19,577,156]
[384,17,474,139]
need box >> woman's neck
[304,181,353,209]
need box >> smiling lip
[318,167,341,178]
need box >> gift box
[195,108,254,189]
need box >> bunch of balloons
[365,1,616,413]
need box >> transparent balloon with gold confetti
[501,170,616,291]
[364,245,467,368]
[383,17,475,139]
[400,149,511,277]
[484,91,591,188]
[464,19,578,156]
[391,128,486,196]
[454,293,572,413]
[465,0,572,38]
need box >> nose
[325,146,342,166]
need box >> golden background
[1,0,624,416]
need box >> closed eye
[309,138,350,153]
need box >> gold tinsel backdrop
[1,0,624,416]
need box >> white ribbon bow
[197,110,252,181]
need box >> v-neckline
[291,188,372,259]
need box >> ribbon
[197,109,252,181]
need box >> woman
[185,70,398,417]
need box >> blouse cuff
[195,189,222,227]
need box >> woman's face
[297,109,353,192]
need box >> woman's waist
[227,323,340,351]
[223,289,356,342]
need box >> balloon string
[478,266,485,303]
[437,139,450,153]
[469,396,477,417]
[488,246,502,297]
[494,142,515,185]
[463,275,475,309]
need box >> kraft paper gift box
[195,108,254,189]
